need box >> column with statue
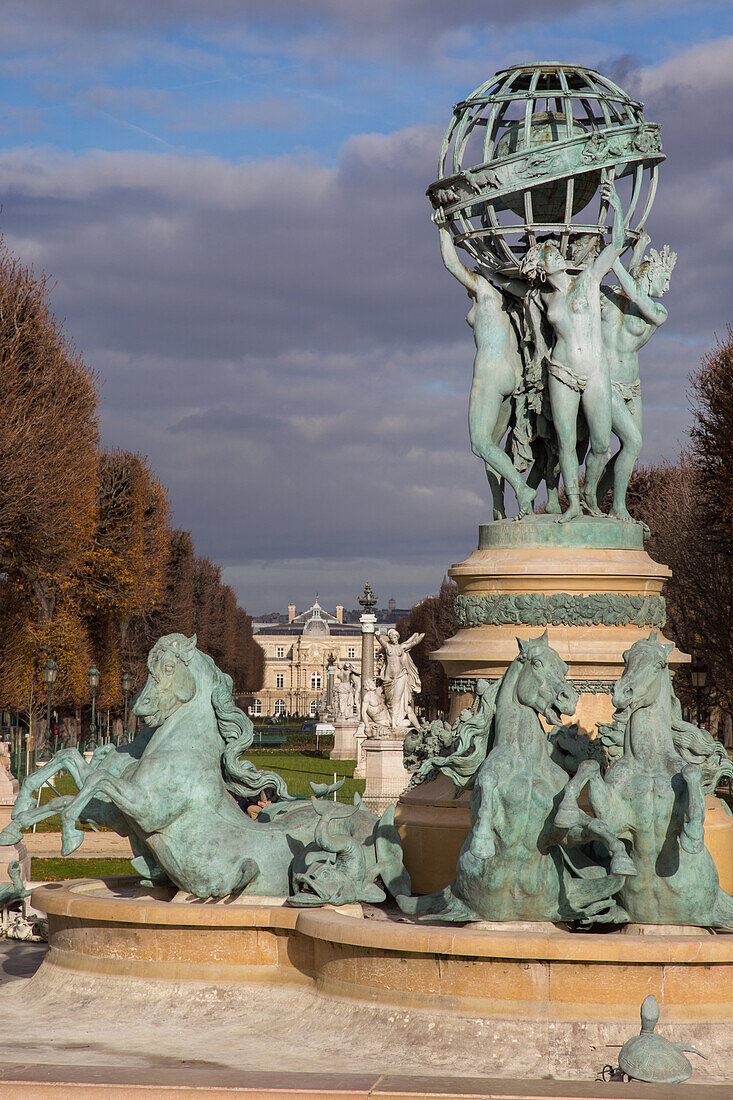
[355,583,425,810]
[352,583,376,778]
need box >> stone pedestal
[434,516,686,735]
[361,738,410,814]
[329,720,359,761]
[353,734,366,779]
[0,765,29,881]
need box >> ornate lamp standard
[87,665,100,752]
[42,658,58,752]
[121,671,133,742]
[325,652,336,717]
[358,582,378,704]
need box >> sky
[0,1,731,615]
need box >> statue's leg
[12,748,91,816]
[60,770,158,857]
[465,774,497,861]
[680,763,705,855]
[469,383,535,518]
[584,772,637,875]
[0,795,77,845]
[580,375,612,516]
[548,379,582,522]
[485,465,505,521]
[554,759,599,828]
[555,763,636,876]
[609,395,643,522]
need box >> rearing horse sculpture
[3,635,407,901]
[555,633,733,928]
[399,631,627,923]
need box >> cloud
[0,32,729,611]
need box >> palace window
[347,647,356,659]
[276,673,285,689]
[250,699,262,716]
[273,699,286,717]
[311,672,321,690]
[309,701,317,716]
[276,646,285,658]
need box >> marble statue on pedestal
[333,661,360,721]
[375,629,424,732]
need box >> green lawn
[21,751,362,835]
[31,857,135,881]
[242,752,363,801]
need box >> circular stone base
[433,524,685,734]
[32,877,733,1023]
[478,514,644,551]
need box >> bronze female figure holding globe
[433,207,536,518]
[521,179,624,522]
[599,234,676,520]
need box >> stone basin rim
[33,878,733,963]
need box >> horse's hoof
[610,852,637,877]
[61,828,85,856]
[0,822,23,846]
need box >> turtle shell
[618,1033,693,1084]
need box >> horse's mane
[209,660,294,802]
[666,672,733,793]
[625,635,732,794]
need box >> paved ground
[0,939,45,984]
[0,942,730,1094]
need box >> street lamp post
[87,665,100,752]
[690,652,707,729]
[358,582,378,706]
[121,671,133,743]
[325,652,336,718]
[42,658,58,752]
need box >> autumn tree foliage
[0,241,263,713]
[397,577,457,717]
[0,248,98,621]
[627,331,733,716]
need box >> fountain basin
[34,877,733,1024]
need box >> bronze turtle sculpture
[618,995,705,1084]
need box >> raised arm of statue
[611,255,668,327]
[587,179,624,282]
[628,228,651,276]
[433,208,481,294]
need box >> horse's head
[612,632,673,719]
[513,630,578,724]
[132,633,200,727]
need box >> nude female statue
[598,233,676,519]
[433,208,536,519]
[376,628,425,731]
[521,179,624,522]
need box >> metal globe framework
[428,63,664,274]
